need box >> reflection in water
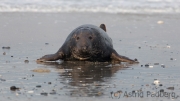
[37,61,133,97]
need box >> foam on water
[0,0,180,13]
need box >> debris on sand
[3,52,6,55]
[157,21,164,24]
[41,92,48,96]
[45,43,49,45]
[49,90,56,95]
[149,66,153,68]
[27,91,34,94]
[153,79,160,85]
[24,60,29,63]
[2,46,10,49]
[32,68,50,73]
[36,85,41,88]
[166,45,171,48]
[167,87,174,90]
[10,86,20,91]
[154,63,159,65]
[161,64,165,68]
[145,64,149,67]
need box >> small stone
[154,79,160,85]
[160,89,164,92]
[27,91,34,94]
[159,84,163,86]
[45,43,49,45]
[11,56,13,57]
[41,92,48,96]
[2,46,10,49]
[138,47,141,49]
[24,60,29,63]
[134,58,138,62]
[167,87,174,90]
[149,66,153,68]
[141,65,143,67]
[161,64,165,68]
[154,63,159,65]
[10,86,19,91]
[170,58,173,60]
[145,64,149,67]
[36,85,41,88]
[3,52,6,55]
[48,82,52,84]
[49,90,56,95]
[167,46,171,48]
[157,21,164,24]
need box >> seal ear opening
[100,24,106,32]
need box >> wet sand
[0,12,180,101]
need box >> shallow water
[0,12,180,101]
[0,0,180,13]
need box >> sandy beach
[0,12,180,101]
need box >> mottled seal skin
[37,24,138,63]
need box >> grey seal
[37,24,138,63]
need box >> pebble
[160,89,164,92]
[167,46,171,48]
[159,84,163,86]
[153,79,160,85]
[49,90,56,95]
[149,66,153,68]
[48,82,52,84]
[45,43,49,45]
[157,20,164,24]
[10,86,20,91]
[27,91,34,94]
[41,92,48,96]
[36,85,41,88]
[2,46,10,49]
[24,60,29,63]
[154,63,159,65]
[170,58,173,60]
[3,52,6,55]
[134,58,138,62]
[167,87,174,90]
[145,64,149,67]
[161,64,165,68]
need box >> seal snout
[81,45,88,50]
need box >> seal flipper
[111,50,138,63]
[100,24,106,32]
[36,52,64,62]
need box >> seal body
[37,24,138,63]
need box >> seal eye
[89,36,92,40]
[76,37,80,40]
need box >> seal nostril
[89,36,92,40]
[77,37,80,40]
